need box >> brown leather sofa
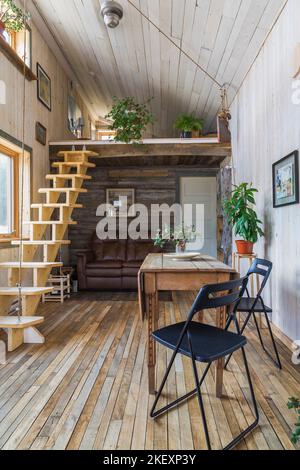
[77,233,161,290]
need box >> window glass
[0,152,13,235]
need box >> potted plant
[287,397,300,446]
[224,183,264,255]
[153,224,197,253]
[105,96,154,144]
[174,114,204,139]
[0,0,26,38]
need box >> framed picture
[35,122,47,146]
[273,151,299,208]
[106,188,135,217]
[37,63,51,111]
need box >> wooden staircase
[0,150,97,352]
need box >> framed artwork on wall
[106,188,136,217]
[35,122,47,146]
[273,151,299,208]
[37,63,51,111]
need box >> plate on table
[164,252,201,261]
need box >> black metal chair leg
[223,347,259,450]
[263,313,282,369]
[151,357,212,419]
[251,312,282,369]
[224,311,252,369]
[150,348,178,418]
[190,352,211,450]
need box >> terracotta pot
[0,21,6,39]
[235,240,254,255]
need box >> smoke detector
[101,1,123,29]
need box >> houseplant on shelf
[224,183,264,255]
[0,0,26,38]
[105,96,154,144]
[174,114,204,138]
[153,224,197,253]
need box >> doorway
[180,176,217,257]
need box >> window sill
[0,36,37,81]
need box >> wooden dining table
[138,253,237,398]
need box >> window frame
[0,144,19,241]
[0,23,35,81]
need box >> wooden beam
[50,142,231,160]
[108,169,169,178]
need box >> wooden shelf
[0,36,37,81]
[0,287,53,296]
[0,316,44,329]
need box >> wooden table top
[140,253,236,274]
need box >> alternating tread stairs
[0,150,97,351]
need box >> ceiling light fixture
[101,1,123,29]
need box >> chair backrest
[188,277,248,320]
[247,258,273,297]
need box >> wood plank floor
[0,292,298,451]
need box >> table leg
[146,291,159,395]
[215,305,227,398]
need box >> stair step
[31,203,83,209]
[39,188,87,194]
[24,221,77,226]
[0,262,62,269]
[11,240,70,246]
[0,287,53,296]
[46,174,91,180]
[52,162,96,168]
[0,317,44,329]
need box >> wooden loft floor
[0,293,297,451]
[49,139,231,169]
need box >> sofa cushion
[93,240,127,262]
[86,261,122,278]
[87,277,122,290]
[122,262,141,268]
[127,240,158,262]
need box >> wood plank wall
[0,19,91,285]
[230,0,299,341]
[68,166,232,266]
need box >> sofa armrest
[76,250,93,290]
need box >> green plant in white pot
[224,183,264,255]
[0,0,26,37]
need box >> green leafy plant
[224,183,264,243]
[105,97,154,143]
[0,0,26,32]
[174,114,204,133]
[153,225,197,250]
[287,397,300,445]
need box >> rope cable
[17,0,28,322]
[126,0,223,90]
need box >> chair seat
[237,297,272,313]
[152,322,247,363]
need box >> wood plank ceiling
[33,0,286,136]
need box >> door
[180,177,217,257]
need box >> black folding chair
[150,277,259,451]
[225,258,282,370]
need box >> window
[14,27,31,68]
[0,145,19,239]
[2,26,31,69]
